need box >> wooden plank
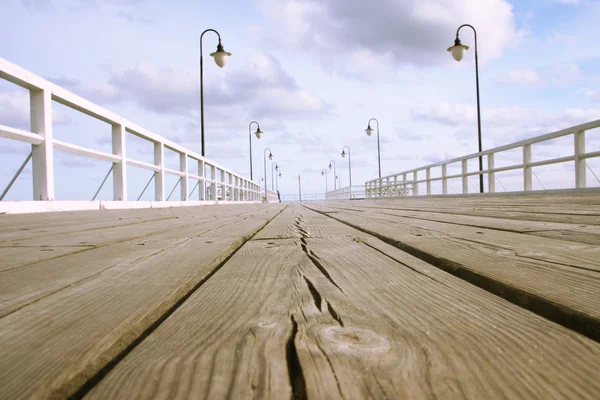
[88,206,600,399]
[306,203,600,341]
[0,205,284,399]
[349,193,600,225]
[86,239,301,399]
[328,202,600,234]
[0,206,259,269]
[334,206,600,273]
[0,208,262,318]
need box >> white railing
[325,185,366,200]
[365,120,600,198]
[0,58,263,212]
[264,189,279,203]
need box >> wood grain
[0,205,284,399]
[306,202,600,340]
[0,209,261,318]
[87,205,600,399]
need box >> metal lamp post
[328,160,337,190]
[364,118,381,178]
[200,29,231,157]
[341,145,352,198]
[321,168,328,193]
[276,170,281,191]
[263,148,273,199]
[448,24,483,193]
[271,162,279,191]
[248,121,262,180]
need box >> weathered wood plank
[88,206,600,399]
[0,205,284,399]
[327,203,600,243]
[86,239,302,400]
[0,209,262,318]
[0,206,259,270]
[332,206,600,272]
[306,203,600,340]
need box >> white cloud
[500,68,544,86]
[588,90,600,102]
[69,53,331,123]
[258,0,523,73]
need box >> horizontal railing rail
[325,185,366,200]
[365,120,600,198]
[0,58,262,210]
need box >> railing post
[575,130,586,189]
[234,176,239,201]
[154,142,165,201]
[461,160,468,194]
[111,123,127,200]
[180,153,188,201]
[386,177,390,197]
[413,171,418,196]
[442,164,448,195]
[198,160,206,201]
[488,153,495,193]
[426,167,431,195]
[220,169,225,200]
[210,165,217,201]
[523,144,532,191]
[403,173,407,196]
[228,173,233,201]
[393,176,398,197]
[30,89,55,201]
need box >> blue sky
[1,0,599,201]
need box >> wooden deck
[1,193,599,399]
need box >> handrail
[0,57,262,206]
[325,185,366,200]
[365,120,600,198]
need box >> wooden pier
[1,193,600,399]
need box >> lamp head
[275,165,279,171]
[255,127,263,139]
[328,163,332,169]
[210,40,232,68]
[447,37,469,62]
[365,124,374,136]
[268,152,273,160]
[321,171,324,176]
[341,150,346,158]
[278,172,281,177]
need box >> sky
[1,0,600,201]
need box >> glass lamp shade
[268,153,273,160]
[365,126,374,136]
[447,42,469,62]
[210,43,232,68]
[279,173,281,177]
[321,171,324,176]
[255,128,263,139]
[341,151,346,158]
[329,163,332,169]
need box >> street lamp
[271,162,279,191]
[448,24,483,193]
[263,148,273,199]
[200,29,232,157]
[364,118,381,178]
[328,160,337,190]
[248,121,263,180]
[321,168,328,193]
[341,145,352,196]
[276,170,282,191]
